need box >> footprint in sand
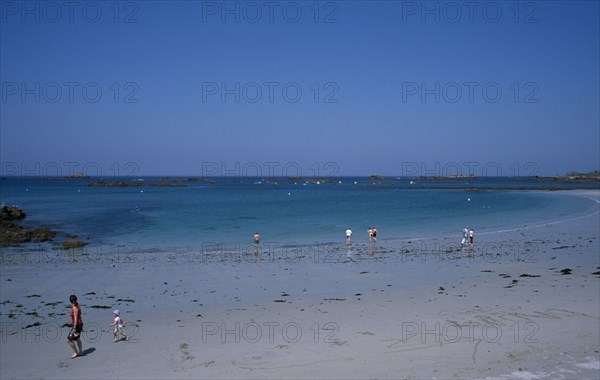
[168,342,199,371]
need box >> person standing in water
[461,225,469,246]
[372,227,377,242]
[469,228,475,247]
[368,227,373,242]
[253,232,261,255]
[345,227,352,243]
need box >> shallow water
[0,177,597,253]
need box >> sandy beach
[1,190,599,379]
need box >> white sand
[1,191,599,379]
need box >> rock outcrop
[0,205,26,221]
[0,206,76,248]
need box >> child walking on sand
[110,309,129,343]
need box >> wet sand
[1,191,599,379]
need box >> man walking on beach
[345,227,352,243]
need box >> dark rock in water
[519,274,541,278]
[62,240,88,249]
[32,227,57,242]
[87,181,143,187]
[592,271,600,276]
[87,181,185,188]
[0,222,32,246]
[0,222,56,246]
[0,206,26,221]
[560,268,572,275]
[0,207,63,247]
[90,305,112,309]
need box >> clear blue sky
[1,1,599,177]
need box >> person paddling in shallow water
[66,294,84,358]
[469,229,475,248]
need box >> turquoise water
[0,177,597,252]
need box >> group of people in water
[344,227,377,243]
[254,228,379,246]
[461,225,475,247]
[255,225,472,248]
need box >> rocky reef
[0,205,86,249]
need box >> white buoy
[467,198,471,201]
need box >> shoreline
[2,190,598,262]
[1,191,599,379]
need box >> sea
[1,176,598,255]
